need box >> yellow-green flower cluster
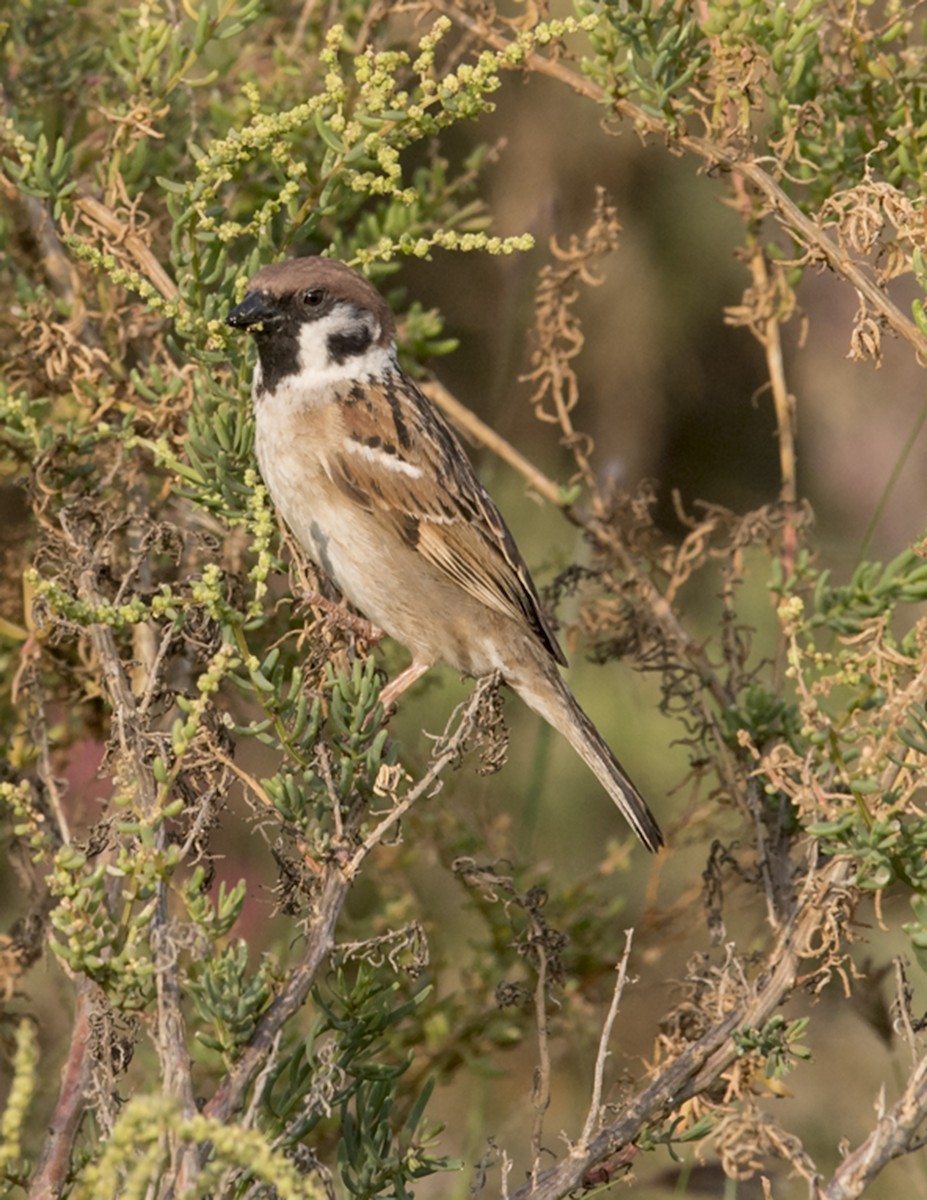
[354,230,534,264]
[72,1095,329,1200]
[0,1022,38,1176]
[245,470,276,616]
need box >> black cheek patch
[327,324,373,365]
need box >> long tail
[513,667,664,853]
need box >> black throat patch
[254,331,300,396]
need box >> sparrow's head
[227,257,396,394]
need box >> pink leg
[379,661,431,711]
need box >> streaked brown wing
[329,374,567,666]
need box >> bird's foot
[299,590,385,643]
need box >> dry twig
[819,1052,927,1200]
[508,857,852,1200]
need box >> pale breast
[254,388,428,648]
[253,383,530,678]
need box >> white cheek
[296,317,336,370]
[294,312,392,387]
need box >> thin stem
[858,400,927,560]
[577,929,635,1152]
[749,246,799,578]
[530,936,552,1188]
[76,564,199,1193]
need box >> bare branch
[75,564,199,1192]
[343,674,500,876]
[27,979,95,1200]
[818,1052,927,1200]
[202,866,349,1128]
[509,858,852,1200]
[72,196,178,302]
[204,678,494,1130]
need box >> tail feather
[514,669,664,853]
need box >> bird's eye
[302,288,325,307]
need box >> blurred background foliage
[1,0,927,1197]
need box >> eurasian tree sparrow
[227,257,663,852]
